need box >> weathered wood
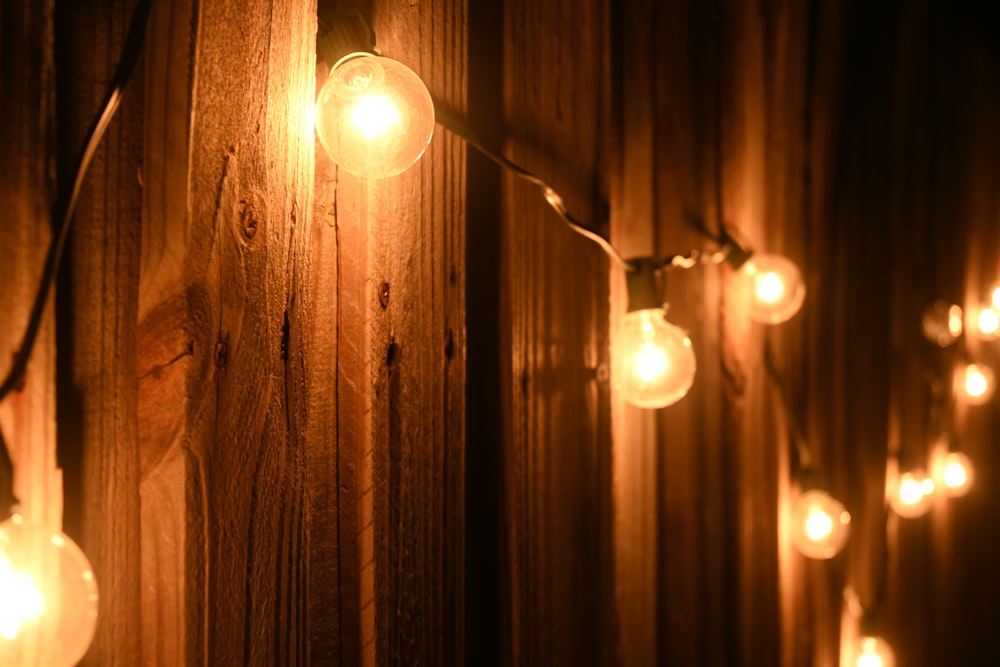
[55,1,144,663]
[325,1,468,664]
[500,0,615,664]
[0,0,59,526]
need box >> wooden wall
[3,0,999,666]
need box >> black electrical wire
[763,339,814,470]
[0,0,153,513]
[0,0,152,403]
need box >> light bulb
[789,489,850,559]
[966,305,1000,340]
[921,301,963,346]
[852,635,896,667]
[957,362,995,405]
[0,516,98,666]
[736,253,806,324]
[932,450,974,498]
[889,469,934,518]
[613,308,696,408]
[316,53,435,178]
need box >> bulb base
[625,258,663,313]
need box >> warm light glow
[993,286,1000,310]
[932,450,974,497]
[889,469,934,518]
[977,307,1000,336]
[957,363,995,405]
[613,308,696,409]
[755,272,785,303]
[316,54,435,178]
[921,301,963,346]
[0,517,99,666]
[853,636,895,667]
[737,254,806,324]
[350,94,401,140]
[790,489,850,559]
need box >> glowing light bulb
[789,489,850,559]
[852,635,895,667]
[921,301,963,346]
[316,54,435,178]
[993,286,1000,310]
[932,450,974,498]
[613,308,696,408]
[889,469,934,518]
[957,362,995,405]
[966,305,1000,340]
[0,516,98,666]
[736,254,805,324]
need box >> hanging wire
[762,339,813,470]
[0,0,152,404]
[0,0,154,514]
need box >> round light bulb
[966,305,1000,340]
[852,635,896,667]
[613,308,696,408]
[316,54,435,178]
[921,301,963,347]
[736,254,806,324]
[932,450,974,498]
[0,516,98,666]
[889,469,934,518]
[789,489,850,559]
[957,362,995,405]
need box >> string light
[888,468,935,518]
[966,305,1000,340]
[0,515,99,666]
[931,449,974,498]
[735,253,806,324]
[956,362,995,405]
[613,260,696,408]
[851,635,896,667]
[790,489,850,559]
[921,301,963,347]
[316,53,435,178]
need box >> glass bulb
[966,305,1000,340]
[889,469,934,518]
[613,308,696,408]
[789,489,850,559]
[0,516,98,666]
[921,301,963,347]
[736,254,806,324]
[957,362,995,405]
[316,54,435,178]
[932,450,974,498]
[852,635,896,667]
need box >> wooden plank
[324,1,467,664]
[501,0,615,664]
[55,1,144,663]
[0,0,59,528]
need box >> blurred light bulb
[789,489,850,559]
[316,53,435,178]
[889,469,934,518]
[853,635,896,667]
[0,516,98,666]
[921,301,963,346]
[736,254,805,324]
[613,308,696,409]
[993,286,1000,310]
[966,305,1000,340]
[957,362,995,405]
[932,450,974,498]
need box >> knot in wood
[214,341,228,369]
[239,199,259,239]
[379,281,391,309]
